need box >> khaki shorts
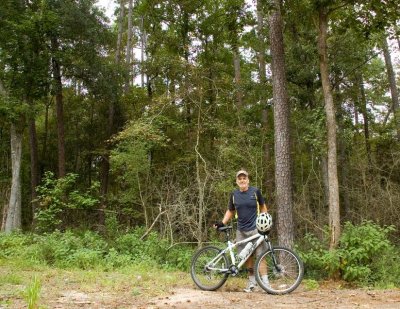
[236,229,268,258]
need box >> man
[215,169,269,292]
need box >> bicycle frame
[206,232,272,274]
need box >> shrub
[298,221,399,287]
[164,245,193,271]
[0,229,192,272]
[0,232,33,258]
[339,221,399,286]
[34,172,99,233]
[114,228,169,264]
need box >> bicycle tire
[255,246,304,295]
[190,246,229,291]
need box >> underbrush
[0,228,193,272]
[297,221,400,288]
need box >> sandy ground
[142,287,400,309]
[1,276,400,308]
[33,284,400,309]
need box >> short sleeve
[256,188,265,205]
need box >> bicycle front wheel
[255,246,304,295]
[190,246,229,291]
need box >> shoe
[243,280,256,293]
[261,275,270,288]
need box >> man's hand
[214,221,224,229]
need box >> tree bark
[0,81,23,233]
[269,0,294,248]
[124,0,133,93]
[317,8,340,249]
[51,37,66,178]
[233,46,243,110]
[140,16,147,88]
[358,74,371,163]
[4,124,23,232]
[382,36,400,141]
[27,97,39,218]
[257,0,273,203]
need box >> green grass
[0,258,192,308]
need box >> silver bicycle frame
[207,233,268,273]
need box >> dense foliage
[0,228,193,271]
[0,0,399,283]
[299,221,400,287]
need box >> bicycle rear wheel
[190,246,229,291]
[255,246,304,295]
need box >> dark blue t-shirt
[228,186,265,231]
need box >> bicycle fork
[264,238,282,272]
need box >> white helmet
[256,213,273,233]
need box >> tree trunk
[358,74,371,163]
[124,0,133,93]
[4,124,23,232]
[116,0,125,65]
[382,36,400,141]
[27,98,39,219]
[257,0,273,203]
[99,0,125,226]
[269,0,294,248]
[140,16,147,88]
[317,8,340,249]
[233,46,243,110]
[51,37,66,178]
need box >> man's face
[236,175,249,191]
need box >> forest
[1,0,400,288]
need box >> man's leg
[243,255,257,292]
[255,242,269,287]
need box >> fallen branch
[140,208,166,240]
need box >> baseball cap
[236,170,248,178]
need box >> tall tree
[256,0,274,202]
[381,35,400,141]
[125,0,133,93]
[268,0,294,248]
[317,6,340,249]
[0,81,23,232]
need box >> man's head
[236,169,249,191]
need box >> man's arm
[222,209,235,225]
[259,203,268,213]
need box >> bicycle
[190,225,304,294]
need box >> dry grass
[0,259,191,308]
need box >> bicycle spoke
[255,247,304,295]
[190,246,229,291]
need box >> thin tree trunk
[99,0,125,226]
[269,0,294,248]
[358,74,371,163]
[257,0,273,203]
[4,124,23,232]
[140,16,147,88]
[27,97,39,218]
[233,46,243,110]
[41,98,51,174]
[124,0,133,93]
[195,97,208,246]
[382,36,400,141]
[116,0,125,65]
[318,8,340,249]
[339,134,350,220]
[51,37,66,178]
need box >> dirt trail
[2,280,400,308]
[143,287,400,309]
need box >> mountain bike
[190,226,304,295]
